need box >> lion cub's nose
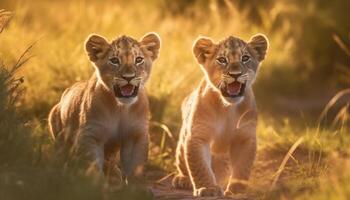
[122,73,136,82]
[228,71,242,79]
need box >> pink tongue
[227,82,241,96]
[120,84,135,96]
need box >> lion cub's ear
[248,34,269,61]
[140,32,161,60]
[193,37,216,65]
[85,34,110,62]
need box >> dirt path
[149,174,250,200]
[145,145,319,200]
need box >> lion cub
[172,34,268,197]
[48,33,160,183]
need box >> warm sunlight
[0,0,349,199]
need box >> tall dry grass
[0,0,350,199]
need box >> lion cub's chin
[116,96,138,105]
[222,96,244,106]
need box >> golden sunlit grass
[0,0,292,120]
[0,0,350,199]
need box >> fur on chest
[210,107,252,154]
[87,107,147,141]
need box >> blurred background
[0,0,350,199]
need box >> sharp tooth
[237,76,246,83]
[226,77,235,84]
[115,78,128,86]
[130,78,141,86]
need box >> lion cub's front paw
[172,175,192,189]
[224,182,247,196]
[194,185,223,197]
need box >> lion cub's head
[85,32,160,104]
[193,34,269,104]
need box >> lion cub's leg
[120,130,148,184]
[185,131,223,197]
[211,154,230,187]
[173,144,192,189]
[104,143,122,189]
[225,130,256,196]
[75,126,105,175]
[173,128,192,189]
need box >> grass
[0,0,350,199]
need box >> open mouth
[220,81,246,98]
[113,83,140,98]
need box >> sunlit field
[1,0,350,199]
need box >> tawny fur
[48,32,160,185]
[173,34,269,197]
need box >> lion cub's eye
[241,55,250,63]
[216,57,228,65]
[135,56,144,65]
[109,57,120,66]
